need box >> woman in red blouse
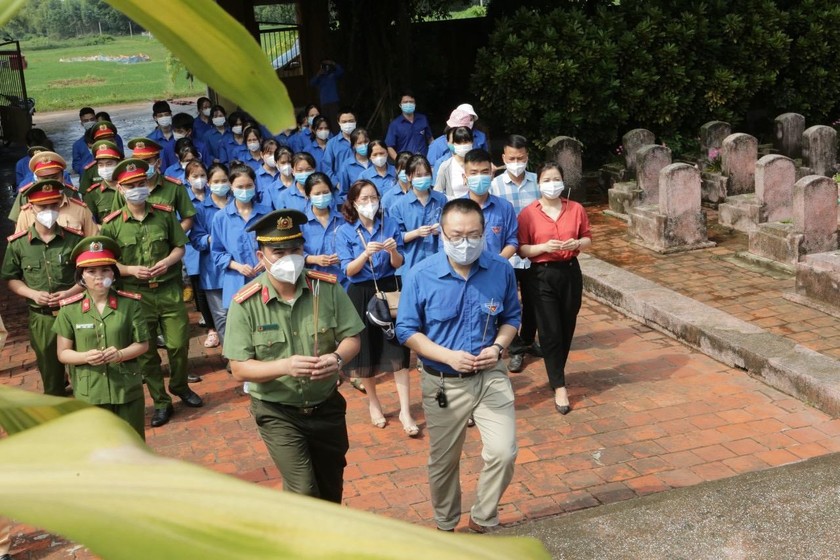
[517,163,591,414]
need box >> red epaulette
[84,161,96,170]
[306,269,338,284]
[59,292,85,307]
[19,202,31,211]
[116,289,142,300]
[164,175,182,185]
[151,203,173,212]
[19,181,32,191]
[87,182,102,193]
[233,282,261,304]
[60,224,84,236]
[102,210,122,223]
[6,229,27,242]
[64,182,78,192]
[68,197,87,207]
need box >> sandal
[204,330,220,348]
[350,378,367,394]
[371,416,387,429]
[403,424,420,438]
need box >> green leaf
[0,387,550,560]
[0,0,25,27]
[105,0,294,133]
[0,386,90,435]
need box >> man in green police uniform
[225,209,364,504]
[83,139,123,223]
[1,179,85,395]
[100,158,203,428]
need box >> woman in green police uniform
[53,236,150,439]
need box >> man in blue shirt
[309,59,343,131]
[460,150,518,259]
[147,100,176,158]
[397,197,520,533]
[71,107,97,175]
[385,91,433,160]
[322,108,357,185]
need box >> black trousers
[509,267,538,355]
[189,275,215,330]
[530,259,583,389]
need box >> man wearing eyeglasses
[396,198,521,534]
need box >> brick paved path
[3,207,840,558]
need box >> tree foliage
[0,0,135,39]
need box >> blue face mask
[412,176,432,191]
[355,145,368,157]
[310,192,333,209]
[210,183,230,196]
[295,171,313,185]
[232,187,255,203]
[466,174,492,196]
[400,102,416,115]
[145,166,156,179]
[447,143,455,154]
[398,170,408,184]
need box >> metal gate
[0,40,32,145]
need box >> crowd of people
[1,93,592,536]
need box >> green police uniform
[1,224,84,395]
[53,288,150,438]
[84,181,120,223]
[100,202,191,410]
[82,140,123,223]
[79,160,102,194]
[224,209,365,503]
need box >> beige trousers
[421,360,518,531]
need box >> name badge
[257,324,279,332]
[75,323,95,329]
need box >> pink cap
[447,109,474,129]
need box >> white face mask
[173,132,186,140]
[340,121,357,135]
[443,235,485,266]
[264,156,277,168]
[190,177,207,191]
[232,125,243,135]
[212,116,226,127]
[101,276,114,288]
[123,186,150,204]
[201,108,212,117]
[35,209,59,229]
[371,155,388,168]
[453,144,472,157]
[247,142,261,153]
[82,120,96,130]
[356,202,379,220]
[98,165,115,181]
[266,253,305,284]
[278,163,292,177]
[539,180,565,199]
[506,161,527,177]
[316,129,330,141]
[156,116,172,128]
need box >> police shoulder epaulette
[59,292,85,307]
[61,224,84,236]
[164,175,182,185]
[116,289,142,301]
[306,269,337,284]
[6,229,27,242]
[151,203,173,212]
[233,281,261,304]
[87,182,101,193]
[68,197,87,207]
[64,182,79,192]
[103,209,122,223]
[20,202,31,210]
[19,181,32,191]
[84,161,96,170]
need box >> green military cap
[112,158,150,185]
[246,209,307,248]
[21,178,64,204]
[91,140,122,160]
[71,235,121,267]
[127,137,162,159]
[92,121,118,141]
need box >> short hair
[368,139,388,157]
[341,179,379,223]
[197,96,211,108]
[312,115,330,131]
[537,162,565,182]
[172,112,194,131]
[394,151,413,173]
[95,111,111,122]
[274,146,293,162]
[350,127,369,146]
[211,104,227,117]
[243,125,262,143]
[337,106,356,121]
[174,137,195,154]
[292,152,316,169]
[25,128,48,148]
[185,159,207,179]
[79,107,95,118]
[441,198,485,230]
[406,155,431,177]
[152,100,171,115]
[228,111,245,128]
[261,138,279,153]
[296,109,308,125]
[451,126,473,144]
[505,134,529,151]
[303,103,320,116]
[207,162,229,181]
[303,171,333,197]
[399,89,415,100]
[178,144,201,163]
[229,162,256,183]
[464,148,491,167]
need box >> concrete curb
[579,253,840,417]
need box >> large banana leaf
[0,386,550,559]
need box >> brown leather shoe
[468,517,500,534]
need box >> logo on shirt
[483,301,498,314]
[492,226,501,234]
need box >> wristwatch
[332,352,344,369]
[492,343,505,361]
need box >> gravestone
[699,121,731,156]
[546,136,584,202]
[628,163,715,253]
[719,154,796,233]
[721,133,758,195]
[635,144,672,204]
[801,125,837,177]
[622,129,655,172]
[773,113,805,159]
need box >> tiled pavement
[4,206,840,558]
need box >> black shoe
[508,353,525,373]
[150,404,174,427]
[466,415,475,428]
[187,374,202,383]
[527,343,543,358]
[555,403,571,415]
[174,388,203,407]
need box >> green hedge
[472,1,836,165]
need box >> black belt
[533,258,578,269]
[270,390,337,416]
[30,306,59,316]
[422,363,483,379]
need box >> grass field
[20,36,206,112]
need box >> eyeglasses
[442,232,483,244]
[357,196,379,203]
